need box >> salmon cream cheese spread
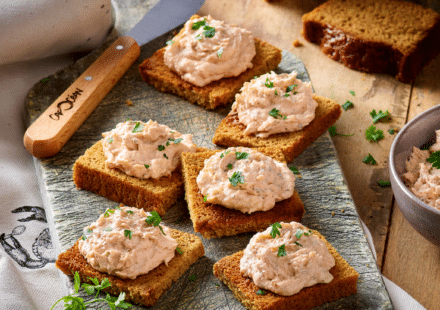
[78,206,178,280]
[231,71,318,138]
[403,130,440,210]
[240,221,335,296]
[164,15,256,87]
[196,147,295,214]
[102,120,196,179]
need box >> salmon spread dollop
[78,206,178,280]
[164,15,256,87]
[102,120,197,179]
[231,71,318,138]
[196,147,295,214]
[240,221,335,296]
[403,130,440,210]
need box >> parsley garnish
[263,78,274,88]
[166,40,175,45]
[294,241,303,247]
[132,122,144,133]
[229,171,245,186]
[107,137,114,144]
[283,93,290,97]
[349,90,355,96]
[227,164,233,170]
[277,244,287,257]
[144,164,150,169]
[145,211,166,235]
[270,222,282,238]
[103,209,115,217]
[365,125,384,142]
[124,229,132,239]
[217,47,224,58]
[286,84,298,93]
[220,150,231,158]
[427,151,440,169]
[158,145,165,151]
[203,194,208,202]
[274,89,278,96]
[235,151,249,160]
[295,228,304,239]
[370,109,391,123]
[81,235,87,240]
[378,180,391,187]
[188,274,197,282]
[269,108,286,119]
[192,19,206,30]
[328,125,354,137]
[176,247,183,254]
[173,138,183,144]
[363,153,377,165]
[126,210,134,214]
[50,272,132,310]
[256,289,267,295]
[163,153,168,159]
[342,100,354,111]
[289,166,300,175]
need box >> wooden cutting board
[23,0,393,308]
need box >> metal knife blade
[23,0,205,158]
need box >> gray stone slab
[23,0,393,309]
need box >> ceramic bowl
[389,105,440,245]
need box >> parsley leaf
[220,150,231,158]
[192,19,206,30]
[378,180,391,187]
[286,84,298,93]
[107,137,114,144]
[217,47,224,57]
[270,222,282,238]
[263,78,274,88]
[103,208,115,217]
[342,100,354,111]
[145,211,165,235]
[126,210,134,214]
[328,125,354,137]
[166,40,175,45]
[163,153,168,159]
[132,122,144,133]
[144,164,150,169]
[158,145,165,151]
[235,151,249,160]
[124,229,132,239]
[229,171,245,186]
[269,108,286,119]
[203,194,208,202]
[349,90,355,96]
[227,164,233,170]
[295,228,304,239]
[277,244,287,257]
[365,125,384,142]
[176,247,183,254]
[294,241,303,247]
[203,25,215,37]
[256,289,267,295]
[289,166,300,175]
[370,109,391,123]
[363,153,377,165]
[427,151,440,169]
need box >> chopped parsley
[144,164,150,169]
[328,125,354,137]
[349,90,355,96]
[166,40,175,45]
[158,145,165,151]
[107,137,114,144]
[270,222,282,238]
[220,150,231,158]
[192,19,206,30]
[203,194,208,202]
[188,274,197,282]
[126,210,134,214]
[132,122,144,133]
[202,25,215,38]
[370,109,391,123]
[342,100,354,111]
[217,47,224,58]
[229,171,245,186]
[294,241,303,247]
[235,151,249,160]
[378,180,391,187]
[277,244,287,257]
[427,151,440,169]
[103,208,115,217]
[286,84,298,93]
[176,247,183,254]
[365,125,385,142]
[81,235,87,240]
[256,289,267,295]
[263,78,274,88]
[295,228,304,239]
[145,211,166,235]
[115,205,121,210]
[289,166,300,175]
[124,229,132,239]
[363,153,377,165]
[283,93,290,97]
[269,108,286,120]
[163,153,168,159]
[227,163,233,170]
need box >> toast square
[139,15,282,110]
[181,149,305,238]
[212,95,341,163]
[73,141,184,216]
[56,228,205,307]
[213,230,359,310]
[301,0,440,83]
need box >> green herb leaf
[203,25,216,38]
[126,210,134,214]
[227,163,233,170]
[283,93,290,97]
[342,100,354,111]
[363,153,377,165]
[107,137,114,144]
[349,90,355,96]
[378,180,391,187]
[192,19,206,30]
[104,208,115,217]
[144,164,150,169]
[173,138,183,144]
[166,40,175,45]
[229,171,245,186]
[277,244,287,257]
[269,108,286,119]
[158,145,165,151]
[294,241,303,247]
[203,194,208,202]
[286,84,298,93]
[132,122,144,133]
[370,109,391,123]
[163,153,168,159]
[188,274,197,282]
[217,47,224,57]
[220,150,231,158]
[256,289,267,295]
[365,125,385,142]
[176,247,183,254]
[74,271,81,293]
[124,229,132,239]
[274,89,278,96]
[289,166,299,175]
[427,151,440,169]
[235,151,249,160]
[295,228,304,239]
[263,78,274,88]
[145,211,162,227]
[270,222,282,238]
[328,125,354,137]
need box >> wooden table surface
[198,0,440,309]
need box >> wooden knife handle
[23,36,140,158]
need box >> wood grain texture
[23,0,392,309]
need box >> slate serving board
[23,0,393,309]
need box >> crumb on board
[331,211,335,217]
[341,209,345,213]
[125,99,133,106]
[163,112,166,115]
[292,39,303,47]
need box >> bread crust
[181,149,305,238]
[212,95,341,163]
[56,228,205,307]
[213,230,359,310]
[73,141,184,216]
[301,0,440,83]
[139,15,282,110]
